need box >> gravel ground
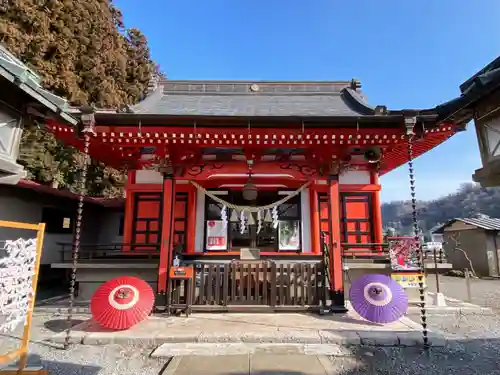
[328,343,500,375]
[1,313,166,375]
[325,309,500,375]
[3,275,500,375]
[327,275,500,375]
[11,310,500,375]
[426,274,500,311]
[14,344,165,375]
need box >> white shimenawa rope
[0,238,37,333]
[189,181,311,213]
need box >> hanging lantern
[242,179,258,201]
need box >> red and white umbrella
[91,276,154,330]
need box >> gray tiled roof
[130,80,378,117]
[0,44,78,125]
[459,217,500,230]
[432,216,500,233]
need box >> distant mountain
[381,183,500,236]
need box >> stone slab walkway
[48,309,446,348]
[163,354,337,375]
[152,343,355,357]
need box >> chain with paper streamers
[190,181,311,212]
[0,238,37,333]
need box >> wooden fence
[163,261,327,313]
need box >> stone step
[151,343,353,357]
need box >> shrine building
[48,78,461,312]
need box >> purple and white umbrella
[349,274,408,324]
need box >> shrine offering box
[169,266,194,279]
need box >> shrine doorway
[204,190,302,253]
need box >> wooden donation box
[167,266,194,316]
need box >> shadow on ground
[5,354,101,375]
[44,319,86,333]
[42,360,101,375]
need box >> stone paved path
[165,354,335,375]
[49,310,432,347]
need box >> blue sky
[115,0,500,203]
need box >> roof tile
[131,80,375,117]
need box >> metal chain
[406,126,429,349]
[320,232,331,298]
[64,132,91,349]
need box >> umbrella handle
[117,289,131,299]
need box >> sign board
[388,237,420,271]
[169,266,194,280]
[62,217,71,229]
[391,273,426,289]
[205,220,228,251]
[424,242,442,251]
[278,220,300,251]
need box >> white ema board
[0,238,37,333]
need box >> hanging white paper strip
[272,206,279,229]
[257,210,263,234]
[240,211,246,234]
[221,205,228,228]
[0,238,37,333]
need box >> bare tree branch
[449,232,477,278]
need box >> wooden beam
[176,161,324,180]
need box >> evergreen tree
[0,0,158,197]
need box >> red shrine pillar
[371,171,384,246]
[157,174,176,293]
[327,174,346,310]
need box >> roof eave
[460,56,500,93]
[0,52,78,126]
[85,111,440,126]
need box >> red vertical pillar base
[328,174,347,312]
[371,171,384,254]
[158,176,175,294]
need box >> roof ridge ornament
[350,79,361,90]
[147,74,160,94]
